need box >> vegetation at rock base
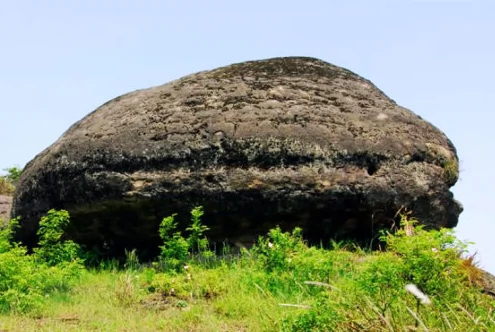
[0,211,82,314]
[0,204,493,331]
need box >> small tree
[2,166,22,185]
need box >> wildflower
[405,284,431,305]
[431,248,439,252]
[268,242,274,248]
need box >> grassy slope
[0,268,283,332]
[0,225,494,332]
[0,204,493,331]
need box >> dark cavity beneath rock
[11,56,463,259]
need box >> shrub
[158,213,190,272]
[158,206,212,272]
[377,213,472,299]
[0,212,83,313]
[279,214,494,331]
[186,206,210,254]
[34,209,84,266]
[0,217,20,253]
[252,226,307,272]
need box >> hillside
[0,206,493,331]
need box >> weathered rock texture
[0,195,12,225]
[12,56,462,257]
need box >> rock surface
[12,56,462,257]
[0,195,12,225]
[481,270,495,298]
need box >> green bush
[278,214,494,331]
[34,209,84,266]
[186,206,210,254]
[158,212,190,271]
[0,217,20,253]
[158,206,213,272]
[0,211,83,313]
[252,226,307,272]
[377,218,470,300]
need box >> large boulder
[12,56,462,257]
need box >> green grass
[0,246,492,331]
[0,209,493,331]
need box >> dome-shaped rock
[12,56,462,257]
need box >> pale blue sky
[1,1,493,273]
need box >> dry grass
[458,253,485,287]
[0,178,14,196]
